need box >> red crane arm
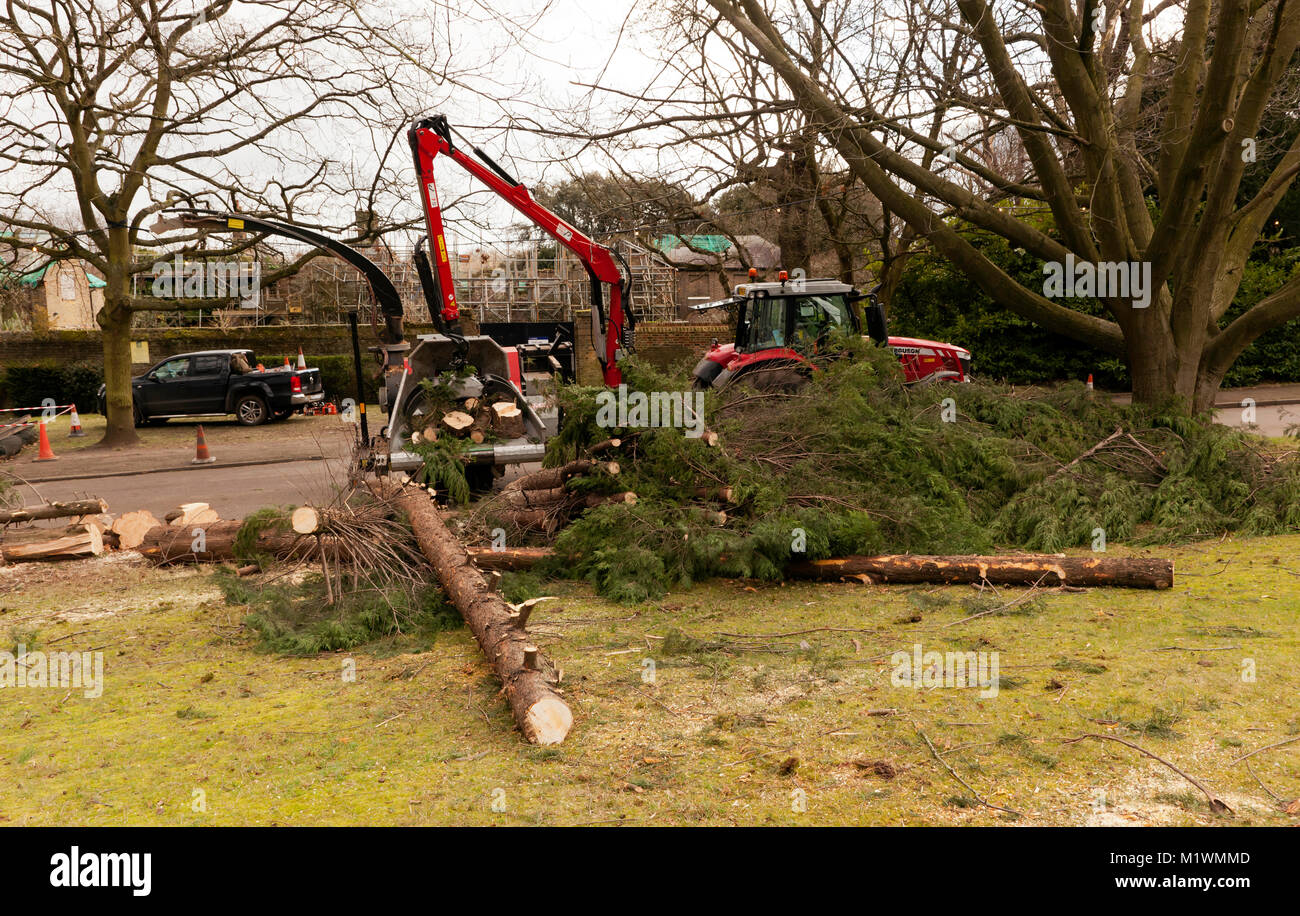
[408,116,629,386]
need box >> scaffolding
[172,234,681,329]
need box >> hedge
[0,365,104,414]
[889,228,1300,391]
[0,355,375,414]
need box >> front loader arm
[407,115,632,386]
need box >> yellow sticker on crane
[436,236,448,264]
[227,218,245,229]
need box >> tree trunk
[466,547,555,571]
[785,554,1173,589]
[2,528,104,562]
[462,547,1173,589]
[138,521,318,564]
[504,459,618,492]
[0,498,108,524]
[96,293,140,448]
[391,485,573,745]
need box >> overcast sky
[429,0,661,247]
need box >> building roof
[655,234,781,270]
[0,261,106,289]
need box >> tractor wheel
[724,362,809,393]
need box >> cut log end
[526,697,573,746]
[291,506,319,535]
[442,411,475,434]
[112,509,162,551]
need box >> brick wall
[573,309,731,385]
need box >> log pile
[493,459,633,534]
[1,497,111,563]
[409,393,529,446]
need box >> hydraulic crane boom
[407,115,633,386]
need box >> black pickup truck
[97,349,324,426]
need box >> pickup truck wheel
[235,394,269,426]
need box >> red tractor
[690,276,970,391]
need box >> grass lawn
[0,536,1297,825]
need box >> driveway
[1108,383,1300,437]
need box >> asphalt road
[1212,400,1300,437]
[15,456,350,520]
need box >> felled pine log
[491,401,525,439]
[290,506,354,535]
[0,498,107,524]
[783,554,1173,589]
[496,491,637,534]
[138,520,320,564]
[463,547,1174,589]
[501,486,637,512]
[2,527,103,562]
[466,546,554,571]
[388,482,572,745]
[166,502,219,527]
[504,459,618,493]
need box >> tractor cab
[735,281,865,355]
[691,276,970,390]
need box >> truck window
[152,357,190,381]
[192,355,228,376]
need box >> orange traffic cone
[296,347,307,370]
[34,418,58,461]
[68,406,85,437]
[283,356,292,371]
[1086,373,1095,391]
[192,424,216,465]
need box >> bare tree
[681,0,1300,411]
[522,1,894,293]
[0,0,506,445]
